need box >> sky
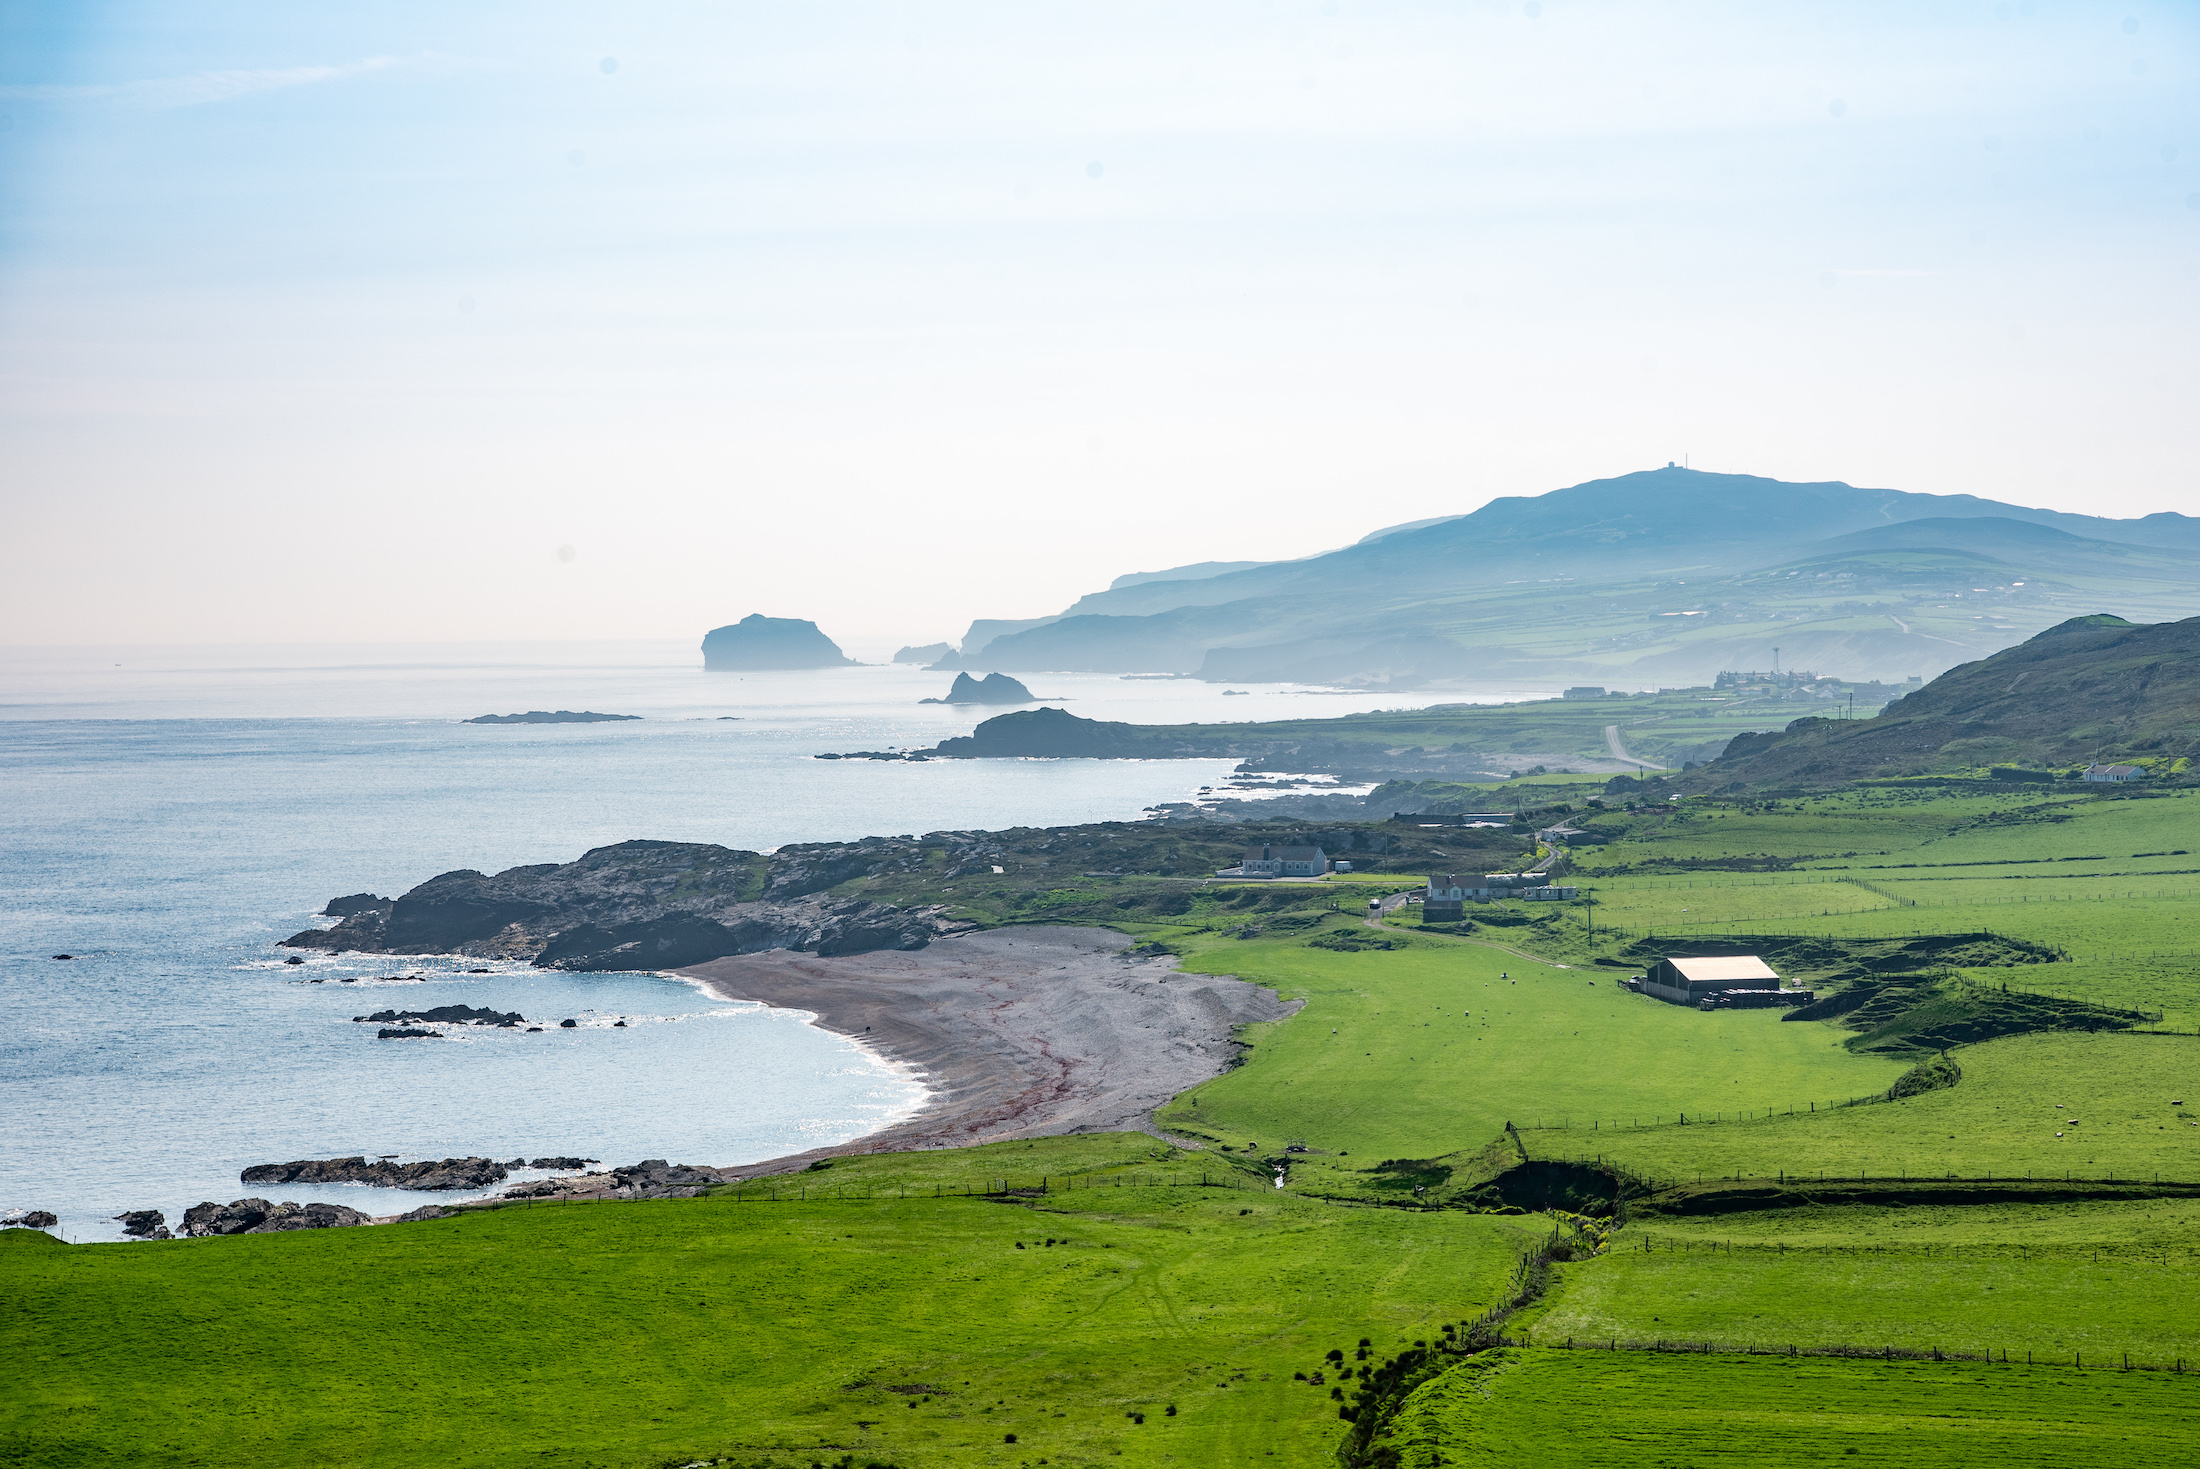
[3,1,2194,654]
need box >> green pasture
[1560,1032,2200,1183]
[1522,1222,2200,1363]
[1148,932,1910,1179]
[1368,1347,2200,1468]
[0,1167,1531,1469]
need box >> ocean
[0,642,1528,1240]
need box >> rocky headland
[701,614,855,670]
[241,1156,520,1191]
[280,838,976,968]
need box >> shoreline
[676,925,1299,1180]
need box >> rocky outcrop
[701,614,855,670]
[377,1027,441,1039]
[610,1160,719,1196]
[355,1005,525,1028]
[527,1156,597,1170]
[464,710,641,724]
[281,839,975,968]
[2,1210,58,1229]
[249,1202,371,1232]
[241,1156,510,1191]
[323,893,392,919]
[920,672,1036,706]
[393,1204,453,1223]
[893,642,953,665]
[182,1198,274,1236]
[114,1209,166,1238]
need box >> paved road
[1603,724,1661,769]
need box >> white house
[1424,872,1576,919]
[2083,763,2145,783]
[1231,844,1331,878]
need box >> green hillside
[1691,613,2200,787]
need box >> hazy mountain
[950,469,2200,687]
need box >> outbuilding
[1639,955,1792,1008]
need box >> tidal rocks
[527,1156,598,1170]
[701,614,855,671]
[114,1209,166,1238]
[394,1204,453,1223]
[2,1210,59,1229]
[241,1156,510,1191]
[322,893,392,919]
[377,1027,442,1039]
[248,1202,371,1232]
[182,1198,274,1236]
[611,1159,720,1196]
[355,1004,526,1028]
[282,839,973,969]
[919,672,1036,706]
[464,710,642,724]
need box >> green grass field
[1366,1347,2200,1467]
[0,1171,1532,1469]
[1551,1032,2200,1183]
[1146,931,1910,1184]
[1521,1210,2200,1363]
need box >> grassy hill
[1691,614,2200,788]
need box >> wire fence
[1486,1335,2197,1373]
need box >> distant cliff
[702,615,856,671]
[465,710,640,725]
[921,672,1036,706]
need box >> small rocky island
[701,614,855,670]
[920,672,1036,706]
[893,642,953,664]
[465,710,641,724]
[282,838,974,969]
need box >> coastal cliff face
[281,839,974,968]
[701,614,855,670]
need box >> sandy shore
[678,926,1299,1179]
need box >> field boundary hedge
[1493,1336,2200,1373]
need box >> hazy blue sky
[4,1,2194,651]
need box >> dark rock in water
[919,672,1036,706]
[611,1159,720,1196]
[701,614,855,671]
[248,1202,371,1232]
[559,1018,578,1028]
[613,1020,627,1027]
[355,1004,525,1028]
[241,1156,509,1191]
[4,1210,59,1229]
[465,710,642,725]
[527,1156,598,1170]
[525,1026,543,1032]
[51,954,73,961]
[282,838,975,967]
[501,1158,525,1168]
[182,1198,274,1236]
[394,1203,453,1223]
[377,1027,442,1039]
[893,642,954,665]
[322,893,393,918]
[113,1209,165,1237]
[284,955,305,965]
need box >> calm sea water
[0,642,1531,1240]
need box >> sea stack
[921,672,1037,706]
[701,615,856,671]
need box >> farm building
[1634,955,1811,1010]
[2083,763,2145,783]
[1424,873,1579,920]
